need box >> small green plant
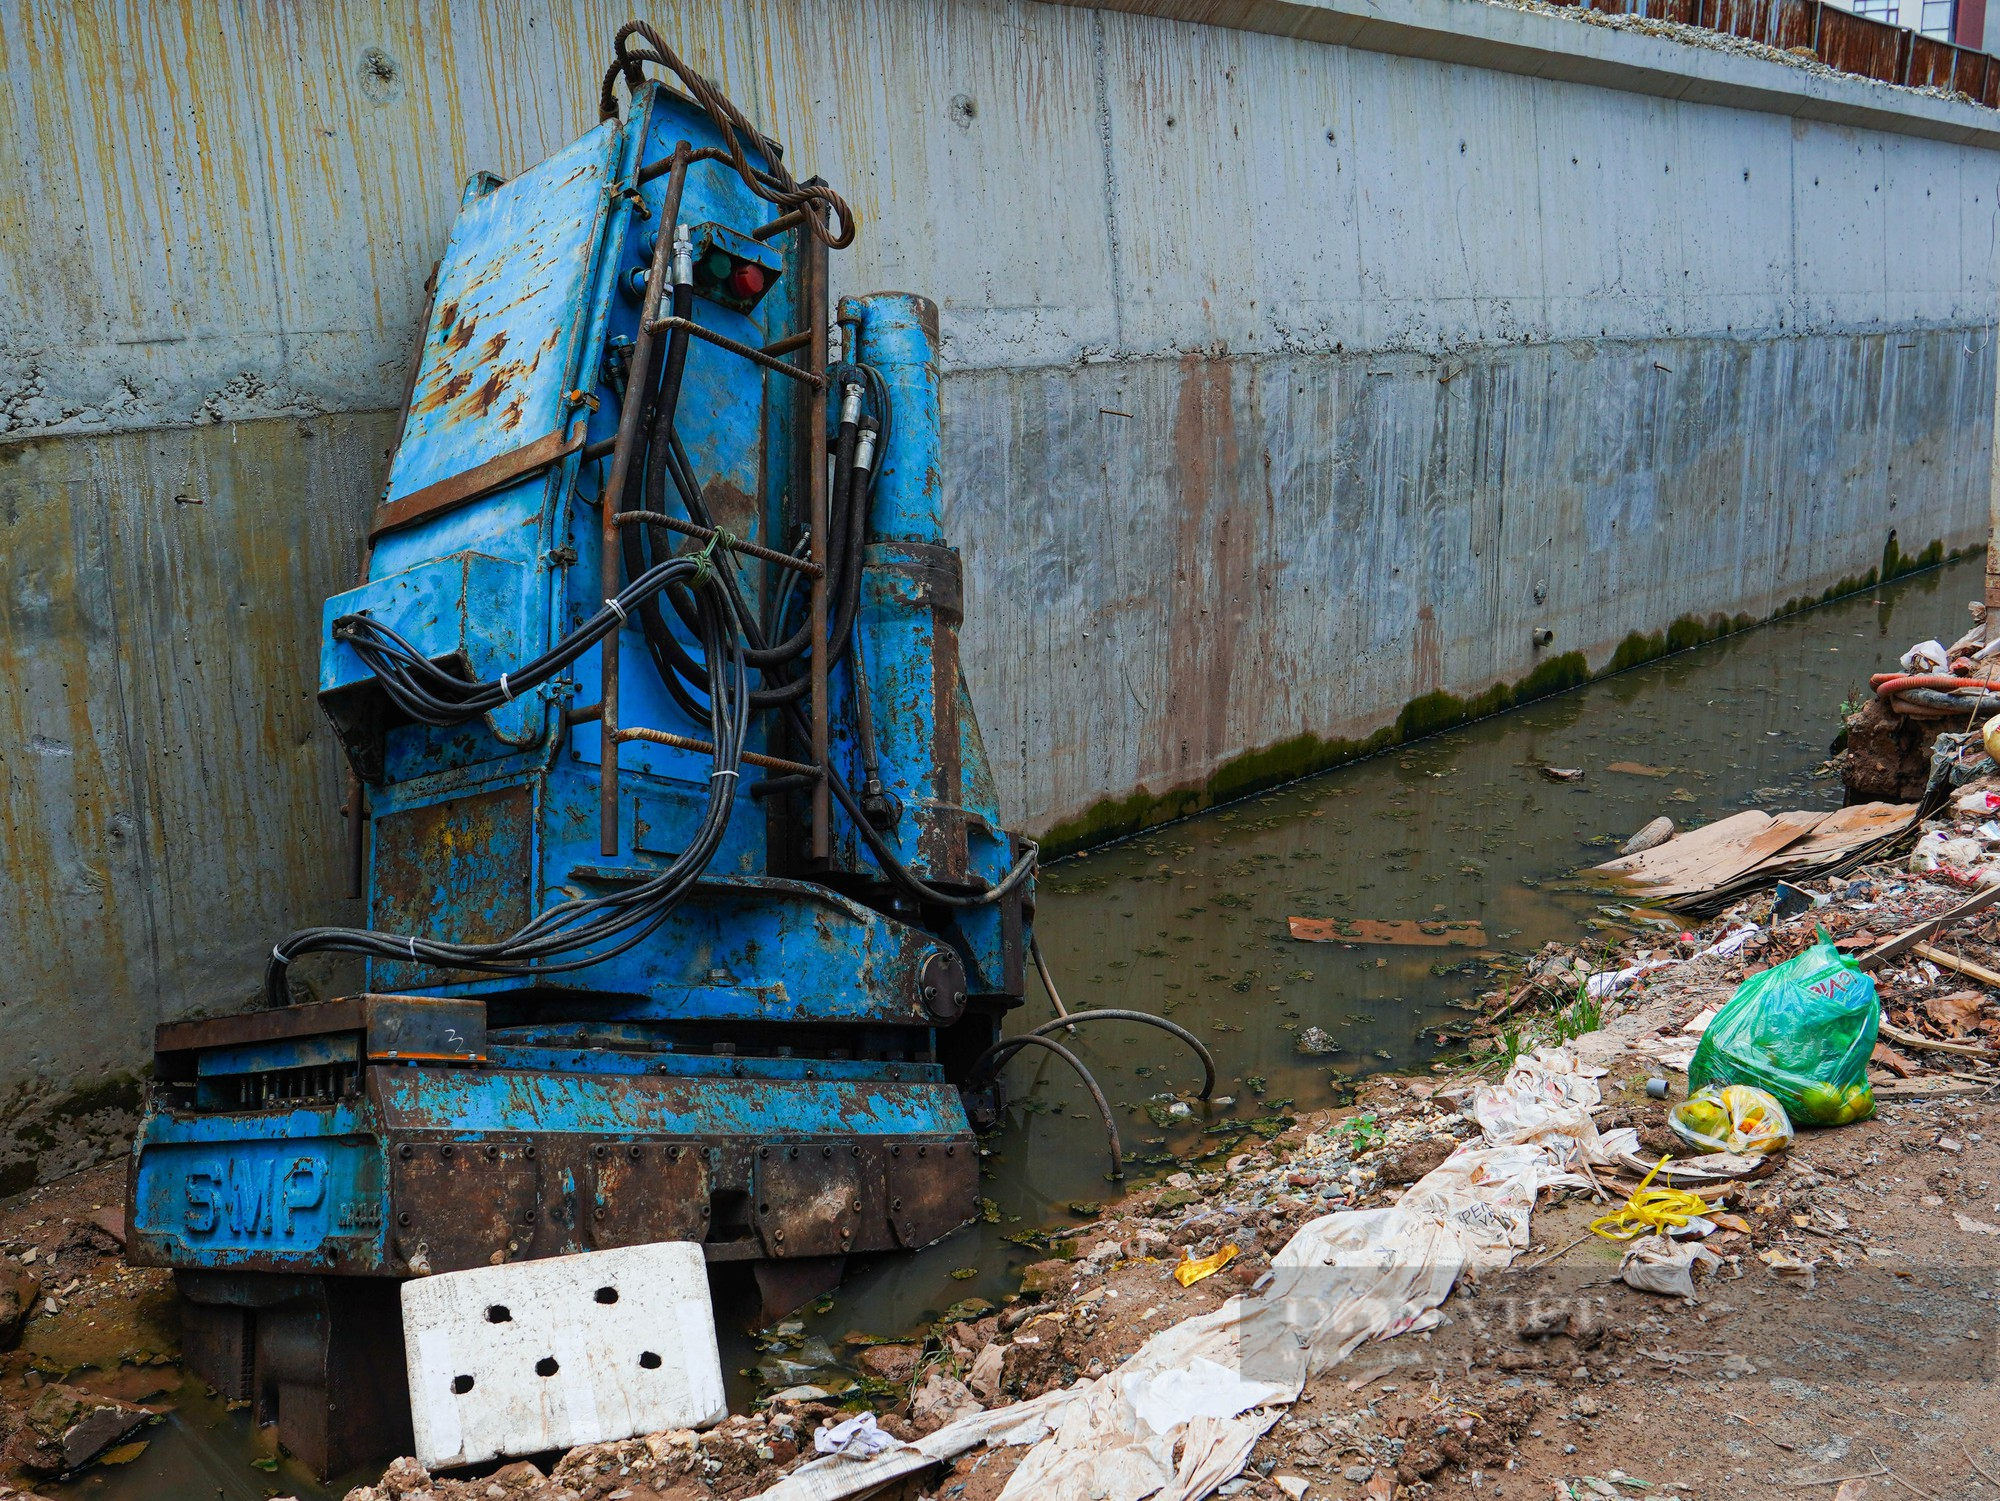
[1334,1112,1385,1153]
[1548,984,1604,1044]
[1489,1027,1527,1072]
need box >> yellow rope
[1588,1156,1712,1241]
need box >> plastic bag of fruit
[1687,928,1879,1127]
[1667,1083,1795,1155]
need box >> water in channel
[53,556,1975,1499]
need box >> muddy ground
[328,844,2000,1501]
[18,826,2000,1501]
[0,1160,178,1500]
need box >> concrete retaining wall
[2,0,1997,1183]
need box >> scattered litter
[1592,805,1915,911]
[1618,1235,1720,1298]
[1688,931,1879,1126]
[1909,829,2000,884]
[814,1413,902,1461]
[1901,639,1950,674]
[1668,1085,1793,1156]
[1622,816,1676,855]
[1757,1247,1820,1286]
[943,1048,1627,1501]
[1171,1245,1239,1288]
[1591,1157,1727,1240]
[1586,959,1679,999]
[1543,766,1586,782]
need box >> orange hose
[1872,673,1999,697]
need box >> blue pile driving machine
[122,26,1071,1474]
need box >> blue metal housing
[127,77,1033,1473]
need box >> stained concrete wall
[2,0,1998,1184]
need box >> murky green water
[67,557,1976,1498]
[789,556,1979,1356]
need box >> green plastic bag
[1687,929,1880,1127]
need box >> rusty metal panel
[1908,34,1961,90]
[1815,6,1907,80]
[385,125,617,506]
[389,1140,538,1273]
[1769,0,1817,52]
[886,1139,978,1248]
[370,785,534,990]
[591,1142,712,1248]
[752,1142,874,1258]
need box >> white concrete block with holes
[401,1241,727,1469]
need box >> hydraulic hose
[333,554,699,727]
[967,1032,1123,1180]
[271,574,750,1005]
[1872,673,2000,697]
[1021,1009,1216,1101]
[1030,932,1072,1025]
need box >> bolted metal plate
[886,1139,979,1249]
[390,1140,537,1274]
[752,1142,872,1259]
[587,1141,709,1248]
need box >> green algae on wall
[1040,651,1590,854]
[1039,543,1967,858]
[0,1073,143,1199]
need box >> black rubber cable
[1021,1010,1217,1100]
[268,576,751,1004]
[967,1032,1123,1180]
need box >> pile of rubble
[1839,598,1998,803]
[334,779,2000,1501]
[0,1168,175,1499]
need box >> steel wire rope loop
[966,1033,1123,1181]
[598,20,855,250]
[1020,1009,1216,1100]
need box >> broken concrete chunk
[855,1343,921,1383]
[367,1456,433,1500]
[0,1265,41,1351]
[908,1370,983,1432]
[1019,1259,1071,1296]
[1124,1227,1171,1259]
[1368,1136,1455,1187]
[4,1383,151,1476]
[485,1459,546,1489]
